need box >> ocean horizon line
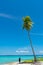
[0,55,43,56]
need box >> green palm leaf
[22,16,33,30]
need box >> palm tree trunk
[28,31,37,62]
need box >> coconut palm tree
[22,16,37,62]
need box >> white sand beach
[0,61,43,65]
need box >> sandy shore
[0,61,43,65]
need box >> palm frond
[22,16,34,30]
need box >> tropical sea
[0,55,43,64]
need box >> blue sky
[0,0,43,55]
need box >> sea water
[0,55,43,64]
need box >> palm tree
[22,16,37,62]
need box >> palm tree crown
[22,16,33,30]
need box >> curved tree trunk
[28,31,37,62]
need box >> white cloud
[0,13,21,20]
[16,50,29,53]
[16,47,29,54]
[0,13,13,19]
[30,33,43,36]
[39,50,43,54]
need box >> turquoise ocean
[0,55,43,64]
